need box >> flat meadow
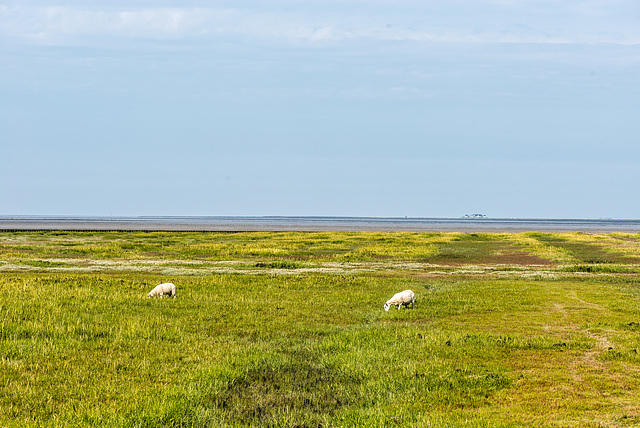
[2,231,640,427]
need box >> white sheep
[148,282,177,298]
[384,289,415,311]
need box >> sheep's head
[384,302,390,312]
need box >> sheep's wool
[148,282,177,298]
[384,289,414,311]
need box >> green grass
[2,232,640,426]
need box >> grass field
[2,231,640,427]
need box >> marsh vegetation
[2,231,640,426]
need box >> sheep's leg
[411,301,414,309]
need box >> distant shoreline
[1,216,639,233]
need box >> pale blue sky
[1,0,639,218]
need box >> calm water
[1,216,640,232]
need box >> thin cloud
[1,3,638,46]
[0,6,229,43]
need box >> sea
[1,216,640,233]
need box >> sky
[1,0,639,218]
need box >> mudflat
[2,216,640,232]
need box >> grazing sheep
[148,282,177,298]
[384,289,415,311]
